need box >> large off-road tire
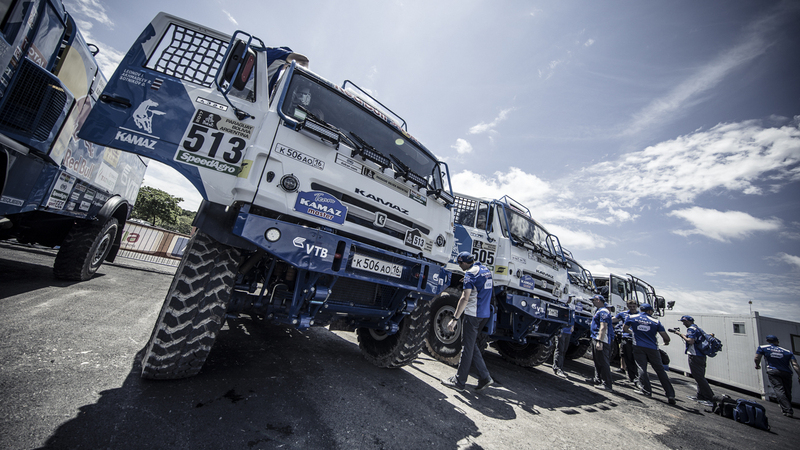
[494,336,556,367]
[53,218,119,281]
[425,289,463,366]
[357,298,431,368]
[565,338,591,360]
[140,231,240,379]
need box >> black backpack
[732,399,770,431]
[712,394,736,419]
[694,326,723,357]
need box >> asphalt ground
[1,241,797,450]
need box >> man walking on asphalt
[552,295,574,379]
[586,294,613,391]
[441,251,494,393]
[671,315,714,407]
[613,300,639,383]
[755,334,800,417]
[623,303,676,405]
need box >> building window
[733,323,745,334]
[791,334,800,356]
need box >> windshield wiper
[296,106,342,146]
[349,132,391,171]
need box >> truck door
[78,13,270,202]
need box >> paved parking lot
[1,242,796,449]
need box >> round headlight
[280,174,299,192]
[265,228,281,242]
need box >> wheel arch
[96,195,130,262]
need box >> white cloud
[223,10,238,25]
[67,0,114,28]
[624,5,789,135]
[468,108,515,135]
[583,119,800,208]
[668,207,781,242]
[584,39,595,47]
[774,252,800,271]
[451,167,551,205]
[451,138,473,155]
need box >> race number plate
[547,307,560,318]
[351,253,403,279]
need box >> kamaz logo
[292,237,328,258]
[355,188,408,215]
[115,131,157,149]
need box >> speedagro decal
[294,191,347,225]
[174,109,250,176]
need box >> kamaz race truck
[78,13,454,379]
[561,248,596,360]
[0,0,146,281]
[425,193,572,367]
[629,274,667,316]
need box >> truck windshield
[496,205,554,255]
[281,72,444,191]
[566,258,590,286]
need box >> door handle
[99,94,132,108]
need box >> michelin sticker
[294,191,347,225]
[175,109,252,176]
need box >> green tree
[131,186,183,228]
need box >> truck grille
[0,59,68,142]
[328,277,394,308]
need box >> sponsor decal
[274,143,324,170]
[0,196,23,206]
[293,191,347,225]
[132,99,166,133]
[176,151,241,175]
[103,147,121,167]
[196,96,228,111]
[335,152,362,173]
[520,275,536,290]
[237,160,253,179]
[63,148,96,178]
[192,109,254,139]
[355,188,409,215]
[292,237,329,258]
[404,228,431,252]
[115,130,158,149]
[94,163,118,192]
[335,153,428,205]
[494,266,508,275]
[46,172,76,210]
[408,189,427,206]
[512,255,527,264]
[78,201,91,212]
[175,110,249,175]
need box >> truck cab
[78,13,454,378]
[426,193,572,367]
[562,249,596,359]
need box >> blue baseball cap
[456,251,474,264]
[591,294,605,302]
[766,335,779,343]
[640,303,653,312]
[679,315,694,322]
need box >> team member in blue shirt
[623,304,676,405]
[613,300,639,383]
[441,252,494,393]
[586,294,614,391]
[755,335,800,417]
[671,315,715,406]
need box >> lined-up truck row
[3,7,670,378]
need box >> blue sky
[68,0,800,322]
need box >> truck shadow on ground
[0,245,103,298]
[38,316,485,450]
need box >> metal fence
[116,222,190,267]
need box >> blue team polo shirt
[624,313,665,350]
[591,306,613,344]
[463,262,493,319]
[756,344,796,373]
[615,311,634,338]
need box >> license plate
[351,253,403,278]
[547,307,560,318]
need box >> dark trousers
[634,346,675,399]
[620,337,637,382]
[767,369,794,415]
[552,332,571,372]
[688,354,714,401]
[592,339,613,389]
[455,315,491,387]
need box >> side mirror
[222,40,256,91]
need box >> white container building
[658,311,800,404]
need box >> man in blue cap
[586,294,614,391]
[670,315,715,406]
[623,303,676,405]
[441,251,494,393]
[755,335,800,417]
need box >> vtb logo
[292,237,328,258]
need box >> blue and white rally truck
[425,193,572,367]
[78,13,454,379]
[0,0,147,281]
[561,249,596,359]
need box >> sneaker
[687,395,698,402]
[476,377,494,392]
[635,389,652,397]
[441,376,465,392]
[783,412,793,417]
[554,370,568,379]
[594,384,613,391]
[584,378,601,385]
[698,400,714,408]
[668,398,676,405]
